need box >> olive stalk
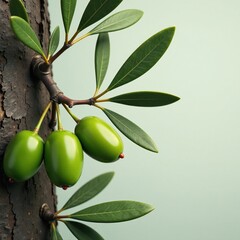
[56,104,63,131]
[63,104,80,123]
[49,102,57,129]
[33,101,52,134]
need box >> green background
[49,1,240,239]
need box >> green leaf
[48,26,60,57]
[89,9,143,35]
[70,201,154,223]
[102,108,158,152]
[95,33,110,91]
[107,27,175,91]
[64,221,104,240]
[51,225,63,240]
[10,17,46,59]
[109,91,180,107]
[61,0,77,34]
[78,0,123,32]
[61,172,114,211]
[9,0,29,23]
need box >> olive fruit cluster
[3,115,124,189]
[3,129,84,189]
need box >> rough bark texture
[0,1,56,239]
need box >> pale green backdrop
[49,1,240,239]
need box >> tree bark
[0,1,56,239]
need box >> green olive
[74,116,124,163]
[3,130,44,182]
[44,130,84,188]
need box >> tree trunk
[0,1,56,239]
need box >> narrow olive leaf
[10,16,46,58]
[9,0,29,23]
[48,26,60,57]
[107,27,175,91]
[102,108,158,152]
[70,201,154,223]
[78,0,123,32]
[108,91,180,107]
[62,172,114,211]
[89,9,143,35]
[95,33,110,90]
[51,225,63,240]
[64,221,104,240]
[61,0,77,34]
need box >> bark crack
[40,0,45,43]
[0,52,7,122]
[5,184,17,240]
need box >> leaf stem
[68,30,80,44]
[65,33,69,44]
[51,222,56,230]
[33,101,52,133]
[43,55,49,64]
[70,32,91,45]
[95,98,109,103]
[94,103,105,111]
[54,208,64,216]
[93,88,109,101]
[93,88,99,98]
[55,214,71,220]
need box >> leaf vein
[81,0,109,30]
[110,41,162,90]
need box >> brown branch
[39,203,55,222]
[31,55,95,108]
[48,43,71,64]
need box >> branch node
[31,55,62,101]
[39,203,55,222]
[89,98,95,105]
